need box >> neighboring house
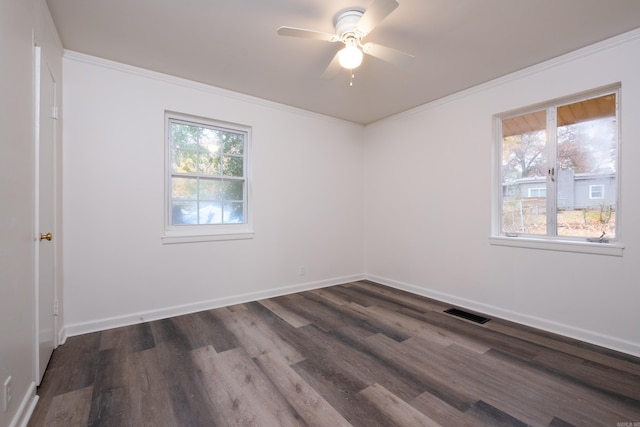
[504,169,616,210]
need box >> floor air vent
[444,308,490,324]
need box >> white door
[35,46,57,385]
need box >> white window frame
[490,85,623,256]
[589,184,604,199]
[162,111,253,244]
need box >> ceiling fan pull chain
[350,72,355,87]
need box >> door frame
[33,44,59,384]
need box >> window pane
[171,201,197,225]
[199,202,222,224]
[223,202,244,223]
[199,128,220,146]
[170,123,199,149]
[199,178,222,200]
[171,148,197,173]
[223,180,243,200]
[501,110,548,235]
[223,133,244,155]
[200,129,221,155]
[171,177,197,199]
[222,155,243,177]
[197,152,220,175]
[556,94,617,239]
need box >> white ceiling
[46,0,640,124]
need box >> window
[528,188,546,198]
[493,85,622,255]
[589,185,604,199]
[163,112,252,244]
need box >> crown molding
[63,50,363,129]
[369,27,640,127]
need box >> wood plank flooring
[28,281,640,426]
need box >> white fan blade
[362,42,414,67]
[277,26,339,42]
[356,0,399,36]
[321,51,342,79]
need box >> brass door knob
[40,232,52,241]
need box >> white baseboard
[9,381,38,427]
[62,273,640,357]
[64,274,365,337]
[366,274,640,358]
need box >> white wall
[364,30,640,356]
[0,1,63,426]
[62,55,364,334]
[62,28,640,358]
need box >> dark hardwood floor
[29,281,640,426]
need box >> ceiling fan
[277,0,414,79]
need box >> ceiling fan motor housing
[335,10,364,40]
[276,0,413,77]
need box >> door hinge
[51,106,59,120]
[53,299,59,316]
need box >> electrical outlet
[298,265,306,276]
[3,376,11,412]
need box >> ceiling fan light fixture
[338,38,363,69]
[277,0,412,77]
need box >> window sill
[489,236,623,256]
[161,229,254,244]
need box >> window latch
[549,167,555,182]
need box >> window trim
[162,111,253,244]
[489,236,623,256]
[491,84,623,256]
